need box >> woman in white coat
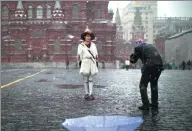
[77,27,98,100]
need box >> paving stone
[1,69,192,131]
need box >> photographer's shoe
[149,104,158,109]
[138,105,149,110]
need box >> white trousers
[83,75,93,95]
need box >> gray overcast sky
[108,1,192,18]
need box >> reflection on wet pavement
[1,69,192,131]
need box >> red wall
[1,1,116,63]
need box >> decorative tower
[14,0,26,19]
[129,9,145,67]
[52,0,64,20]
[130,9,145,44]
[108,9,114,21]
[115,8,121,25]
[115,8,123,43]
[48,0,67,62]
[114,8,132,62]
[9,0,28,62]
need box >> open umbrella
[62,115,143,131]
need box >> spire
[133,9,142,25]
[115,8,121,25]
[16,0,23,9]
[14,0,26,19]
[54,0,61,9]
[52,0,64,19]
[131,9,144,41]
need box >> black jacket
[130,44,164,68]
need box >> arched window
[47,5,51,18]
[72,4,79,18]
[37,5,43,19]
[97,9,101,19]
[1,5,9,19]
[28,5,33,19]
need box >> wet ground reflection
[138,109,159,131]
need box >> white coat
[77,42,98,76]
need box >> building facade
[1,1,116,63]
[130,9,145,44]
[121,1,192,45]
[165,29,192,66]
[154,17,192,59]
[120,1,192,62]
[121,1,157,44]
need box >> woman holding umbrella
[77,26,99,100]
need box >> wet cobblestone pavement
[1,68,192,131]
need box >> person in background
[77,26,98,101]
[130,39,164,110]
[125,59,130,70]
[187,60,191,70]
[182,61,186,70]
[66,58,69,69]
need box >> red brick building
[1,1,116,63]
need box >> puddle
[35,79,51,82]
[45,72,54,74]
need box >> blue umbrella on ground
[62,115,143,131]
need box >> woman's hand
[96,56,98,61]
[77,55,81,61]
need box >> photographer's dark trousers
[139,66,162,106]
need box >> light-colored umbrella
[62,115,143,131]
